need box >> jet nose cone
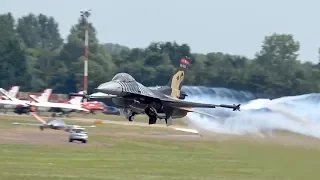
[96,81,122,95]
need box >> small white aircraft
[27,91,90,116]
[0,88,52,114]
[12,112,95,131]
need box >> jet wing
[12,122,43,126]
[27,102,90,112]
[65,125,96,128]
[161,97,241,111]
[89,92,117,98]
[79,125,96,128]
[69,92,117,99]
[29,95,40,102]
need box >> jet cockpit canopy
[47,119,67,126]
[111,73,135,83]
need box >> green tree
[250,33,302,96]
[0,13,31,90]
[17,13,63,51]
[2,11,320,97]
[16,13,63,91]
[58,18,117,93]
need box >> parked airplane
[70,57,240,126]
[0,88,52,114]
[12,112,96,131]
[27,91,90,116]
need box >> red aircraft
[81,101,105,114]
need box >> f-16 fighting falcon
[70,57,240,126]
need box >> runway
[3,112,320,149]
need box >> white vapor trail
[184,94,320,139]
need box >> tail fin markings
[1,86,19,100]
[8,86,19,98]
[0,88,17,101]
[38,89,52,102]
[29,89,53,103]
[168,57,190,99]
[68,91,85,105]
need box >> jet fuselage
[111,96,188,119]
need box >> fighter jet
[70,57,240,126]
[12,112,96,131]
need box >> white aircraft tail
[68,91,85,105]
[1,86,19,100]
[38,89,52,102]
[0,88,17,101]
[8,86,20,98]
[29,89,53,103]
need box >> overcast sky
[1,0,320,63]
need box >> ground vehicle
[69,127,88,143]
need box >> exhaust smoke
[181,86,320,139]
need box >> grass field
[1,114,320,180]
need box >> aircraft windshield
[111,73,135,82]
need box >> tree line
[0,12,319,98]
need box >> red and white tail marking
[1,86,19,100]
[8,86,19,98]
[29,88,53,103]
[68,91,85,105]
[38,89,52,102]
[0,88,16,101]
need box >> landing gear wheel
[128,112,136,122]
[82,140,87,143]
[148,115,157,125]
[69,138,73,142]
[129,115,134,121]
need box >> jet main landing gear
[145,107,157,125]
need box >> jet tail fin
[1,86,19,100]
[168,57,190,98]
[29,89,52,103]
[68,91,85,104]
[38,89,52,102]
[0,88,16,101]
[8,86,19,98]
